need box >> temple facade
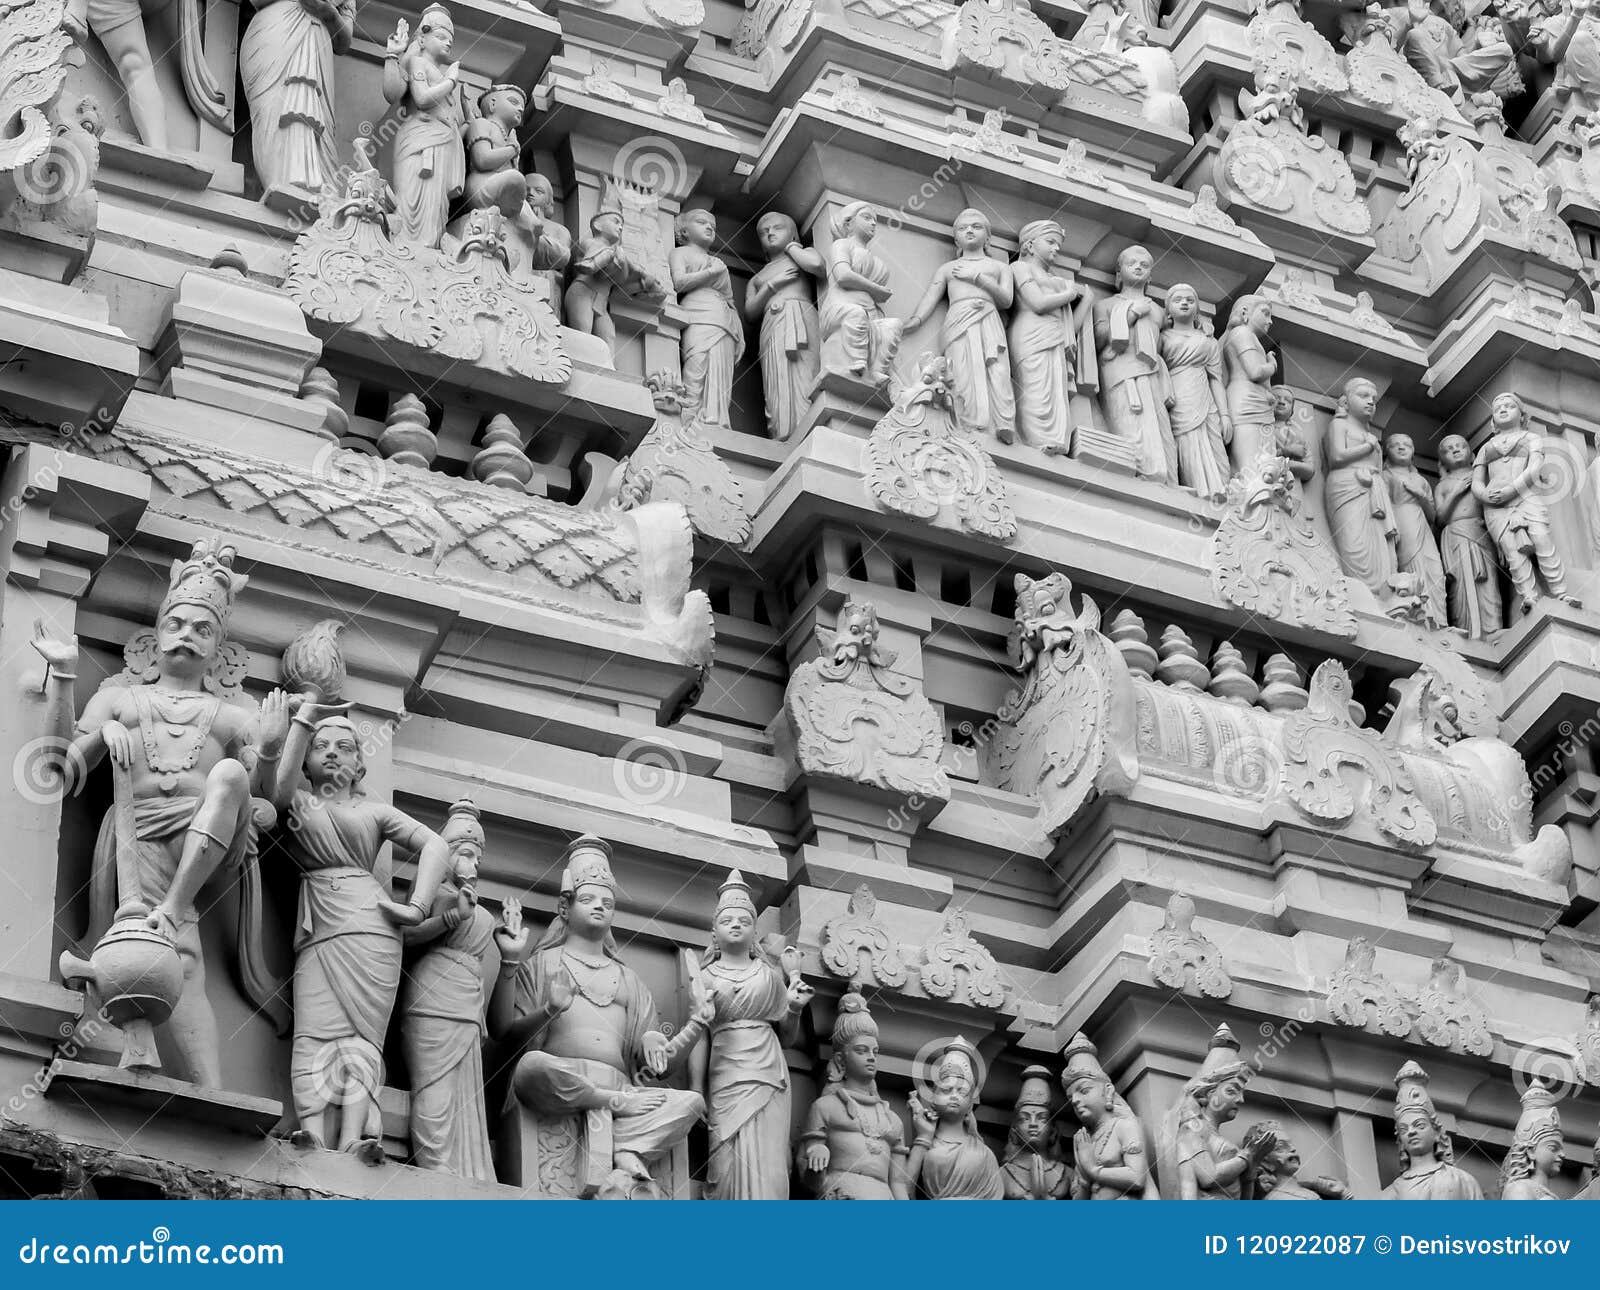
[1,0,1600,1200]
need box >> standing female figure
[905,209,1016,441]
[1008,219,1080,454]
[1222,295,1277,473]
[240,0,355,207]
[257,693,448,1161]
[745,212,823,441]
[382,5,465,248]
[1323,376,1397,596]
[1159,283,1232,500]
[819,202,901,385]
[693,871,812,1199]
[399,797,496,1181]
[671,209,745,429]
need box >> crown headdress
[716,868,756,917]
[441,797,485,851]
[560,833,616,894]
[160,539,246,634]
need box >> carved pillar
[0,448,149,980]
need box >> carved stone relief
[819,883,910,989]
[1246,0,1347,96]
[917,910,1009,1008]
[1408,958,1493,1058]
[1147,893,1232,998]
[1325,936,1411,1037]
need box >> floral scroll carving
[981,572,1139,836]
[1246,0,1346,96]
[1147,893,1232,999]
[1280,661,1435,849]
[917,911,1009,1008]
[286,144,570,386]
[865,355,1017,541]
[1325,936,1411,1037]
[784,600,950,801]
[1409,958,1493,1058]
[819,883,909,989]
[616,374,752,545]
[1208,450,1355,637]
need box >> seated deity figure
[1160,1023,1272,1199]
[820,201,903,386]
[1242,1122,1352,1198]
[904,209,1017,442]
[256,692,449,1161]
[490,836,705,1196]
[1382,1060,1484,1199]
[1000,1065,1070,1199]
[1435,433,1504,637]
[1500,1079,1565,1200]
[1473,391,1581,615]
[796,989,911,1198]
[1090,245,1176,483]
[34,539,282,1088]
[1061,1032,1158,1199]
[907,1038,1007,1199]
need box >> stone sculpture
[565,193,665,355]
[904,209,1017,442]
[1160,1023,1269,1200]
[1409,956,1492,1056]
[256,687,449,1162]
[1500,1078,1564,1199]
[1062,1032,1158,1199]
[1382,1059,1484,1198]
[41,540,283,1084]
[285,142,571,386]
[1221,295,1276,476]
[917,911,1008,1008]
[984,571,1139,836]
[1323,376,1399,600]
[76,0,231,150]
[458,84,532,230]
[1435,433,1504,637]
[745,211,824,441]
[1532,0,1600,117]
[513,173,572,296]
[1148,892,1232,998]
[1209,433,1355,637]
[785,599,950,799]
[382,6,465,249]
[864,354,1017,540]
[1474,392,1580,615]
[693,870,812,1200]
[671,209,745,429]
[399,797,496,1180]
[491,835,706,1199]
[1089,245,1175,483]
[820,200,902,387]
[1247,0,1348,95]
[819,884,908,990]
[1214,68,1374,248]
[1107,17,1190,134]
[1160,283,1231,500]
[907,1038,1006,1199]
[1000,1065,1069,1199]
[240,0,355,210]
[796,989,911,1198]
[614,374,753,544]
[1008,219,1080,455]
[1384,433,1447,627]
[1341,4,1467,125]
[1326,935,1411,1037]
[1242,1122,1350,1198]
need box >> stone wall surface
[1,0,1599,1202]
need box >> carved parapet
[285,173,571,397]
[784,599,950,803]
[1207,449,1355,637]
[865,355,1016,542]
[1213,69,1374,270]
[980,572,1140,837]
[1374,115,1581,293]
[84,423,713,670]
[613,374,752,545]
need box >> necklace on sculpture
[562,952,622,1007]
[132,689,220,787]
